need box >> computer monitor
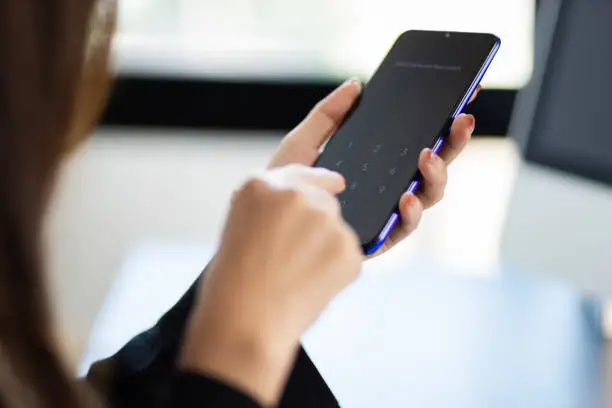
[510,0,612,186]
[502,0,612,305]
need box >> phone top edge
[489,34,502,48]
[400,29,501,39]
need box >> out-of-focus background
[45,0,612,406]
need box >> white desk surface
[81,242,604,408]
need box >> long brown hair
[0,1,115,406]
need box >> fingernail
[344,77,362,91]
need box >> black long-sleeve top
[85,274,339,407]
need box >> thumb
[287,79,362,149]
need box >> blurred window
[116,0,534,89]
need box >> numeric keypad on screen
[334,139,415,210]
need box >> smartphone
[314,30,500,255]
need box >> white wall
[45,129,279,363]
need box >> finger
[286,166,346,195]
[468,84,482,104]
[287,79,362,149]
[437,113,475,164]
[301,183,343,215]
[416,148,448,209]
[266,165,345,194]
[381,193,424,250]
[397,193,424,236]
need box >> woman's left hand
[268,79,480,257]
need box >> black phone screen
[315,30,499,248]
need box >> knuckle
[241,176,269,196]
[277,186,305,209]
[309,101,324,117]
[234,177,270,205]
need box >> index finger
[298,166,347,195]
[301,183,343,216]
[273,165,346,195]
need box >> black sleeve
[171,372,262,408]
[85,272,339,408]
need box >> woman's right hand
[180,164,363,406]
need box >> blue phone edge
[363,36,501,255]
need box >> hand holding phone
[315,30,500,254]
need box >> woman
[0,1,478,407]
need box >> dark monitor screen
[513,0,612,185]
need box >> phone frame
[360,32,501,255]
